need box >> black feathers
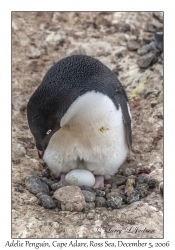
[27,54,132,150]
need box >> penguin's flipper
[113,91,132,149]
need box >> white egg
[65,169,95,187]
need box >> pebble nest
[25,167,162,211]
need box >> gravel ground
[12,12,163,238]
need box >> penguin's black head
[27,100,61,158]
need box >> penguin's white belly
[43,91,130,179]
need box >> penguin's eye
[46,129,52,135]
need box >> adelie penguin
[27,55,132,188]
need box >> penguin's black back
[28,55,127,114]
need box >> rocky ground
[12,12,163,238]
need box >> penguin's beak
[35,135,51,159]
[38,150,45,159]
[36,139,47,159]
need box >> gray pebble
[123,168,136,177]
[114,175,127,186]
[137,44,152,55]
[127,40,140,51]
[106,196,122,209]
[106,190,122,200]
[155,32,163,51]
[137,52,155,68]
[116,22,130,32]
[25,175,49,195]
[42,177,55,189]
[95,197,107,207]
[81,190,96,202]
[149,41,158,51]
[94,189,105,197]
[148,179,158,188]
[135,173,149,187]
[125,190,140,204]
[39,194,57,209]
[136,187,149,198]
[81,185,96,196]
[81,185,91,191]
[51,181,68,191]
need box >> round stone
[116,22,130,32]
[54,186,86,212]
[127,40,140,51]
[39,194,57,209]
[114,175,127,186]
[125,190,140,204]
[106,190,122,200]
[148,179,158,188]
[135,173,149,187]
[106,196,122,209]
[95,197,107,207]
[81,185,92,191]
[94,189,105,197]
[155,32,163,51]
[137,44,152,55]
[136,187,149,198]
[25,175,49,195]
[81,190,96,202]
[137,52,155,68]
